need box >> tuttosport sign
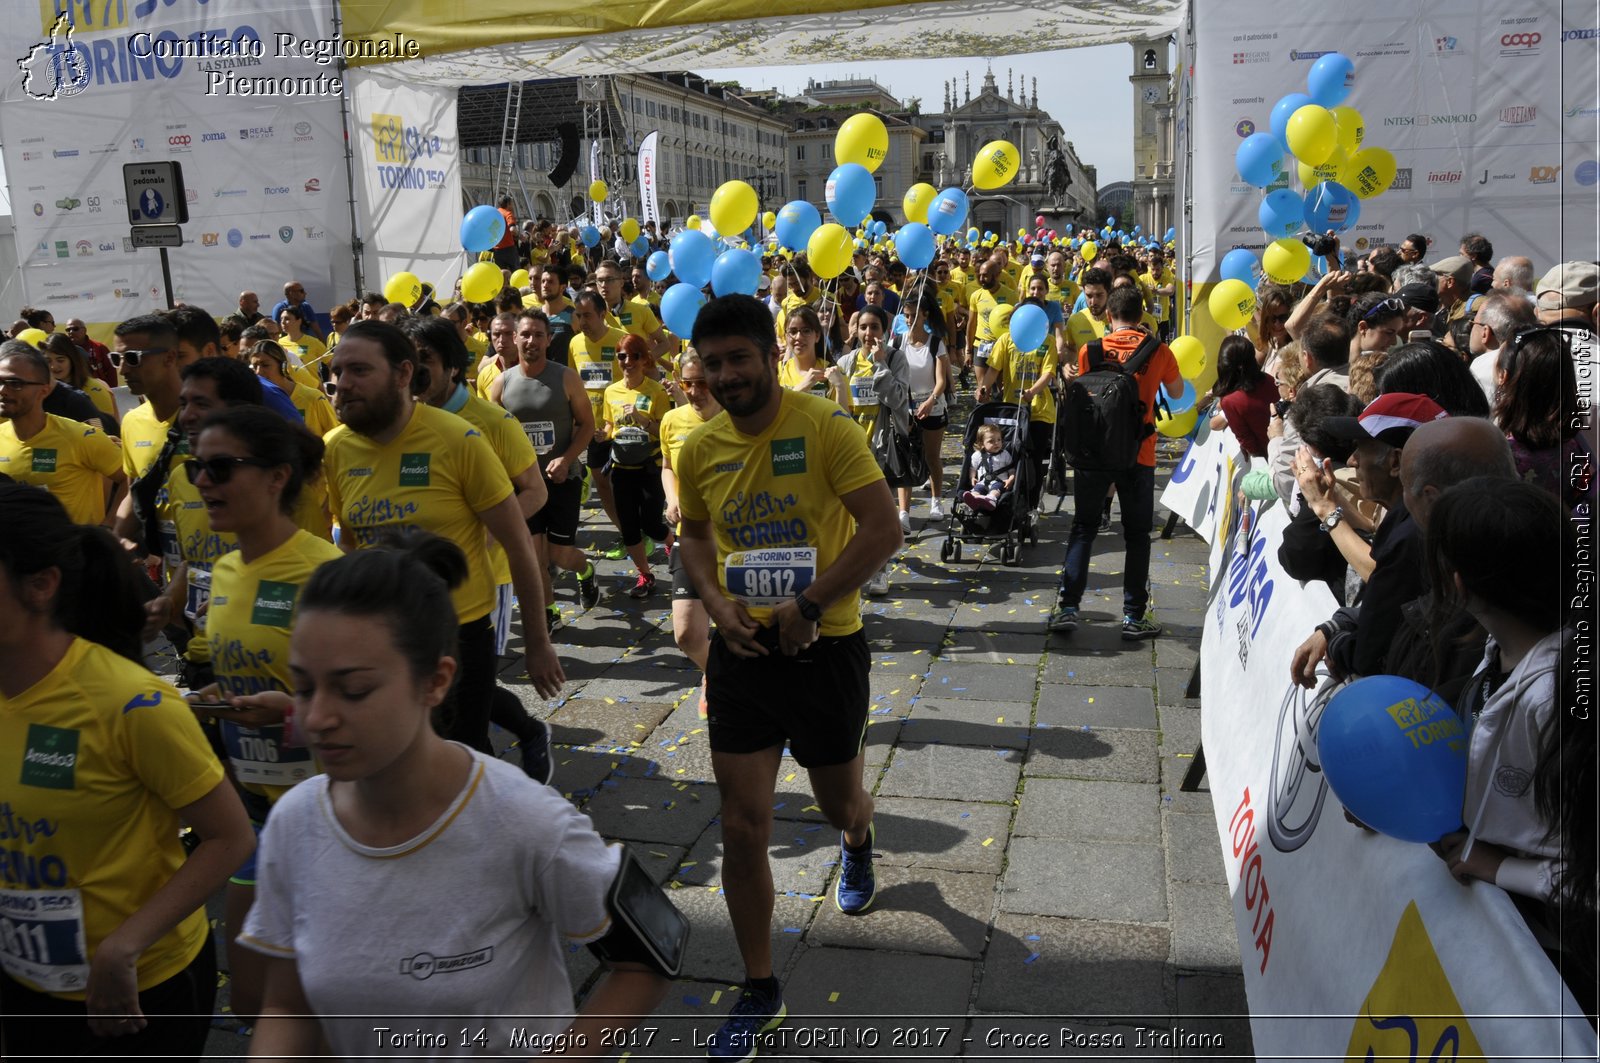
[1184,427,1591,1058]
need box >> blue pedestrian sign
[139,188,164,219]
[122,161,188,225]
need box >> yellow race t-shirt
[602,376,670,468]
[160,456,240,626]
[119,402,174,481]
[0,638,225,999]
[968,287,1017,344]
[677,389,884,637]
[278,335,328,388]
[605,298,663,341]
[473,357,505,401]
[465,331,489,374]
[987,334,1060,424]
[452,392,538,587]
[569,327,627,424]
[1066,308,1110,352]
[778,356,833,399]
[0,414,121,524]
[291,383,339,438]
[323,403,514,624]
[80,377,119,423]
[660,403,708,474]
[202,529,342,801]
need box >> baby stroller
[939,401,1039,566]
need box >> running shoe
[1099,506,1113,533]
[834,822,877,914]
[603,540,628,560]
[898,510,912,535]
[928,499,945,521]
[546,605,561,633]
[1046,603,1079,633]
[1121,613,1162,641]
[576,564,600,610]
[864,567,890,598]
[697,674,709,721]
[705,984,787,1062]
[628,572,656,599]
[518,717,555,786]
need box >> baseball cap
[1394,282,1440,316]
[1428,255,1474,287]
[1324,392,1449,448]
[1535,261,1600,311]
[1030,254,1045,266]
[757,275,771,293]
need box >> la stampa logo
[19,14,89,101]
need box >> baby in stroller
[961,424,1016,512]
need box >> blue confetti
[1023,952,1041,964]
[684,995,703,1007]
[1026,934,1041,941]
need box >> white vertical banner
[638,130,661,227]
[346,69,461,300]
[589,140,600,186]
[0,0,354,327]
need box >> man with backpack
[1048,287,1183,639]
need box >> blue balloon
[659,282,707,339]
[1159,379,1197,414]
[710,248,763,297]
[668,230,716,289]
[1303,181,1360,233]
[871,219,887,238]
[1258,187,1305,240]
[1235,132,1285,188]
[629,235,650,258]
[825,163,876,227]
[579,225,601,248]
[1106,215,1116,226]
[1307,52,1355,108]
[1008,304,1049,352]
[927,188,970,236]
[774,200,821,251]
[460,204,506,252]
[1165,227,1176,240]
[1219,248,1262,287]
[1318,675,1467,844]
[1270,92,1313,154]
[894,223,936,270]
[645,251,672,283]
[891,314,909,337]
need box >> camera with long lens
[1301,231,1339,257]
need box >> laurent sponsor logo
[1498,105,1536,125]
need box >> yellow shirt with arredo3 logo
[0,414,122,525]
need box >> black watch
[793,591,823,623]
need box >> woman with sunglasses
[778,304,837,401]
[276,306,329,384]
[1250,284,1295,371]
[1492,328,1596,514]
[180,405,340,1026]
[41,332,119,434]
[602,334,672,599]
[0,484,254,1059]
[1347,292,1408,360]
[246,341,338,438]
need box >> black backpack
[1057,332,1167,473]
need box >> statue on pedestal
[1044,135,1072,206]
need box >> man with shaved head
[1492,256,1535,295]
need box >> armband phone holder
[587,848,689,978]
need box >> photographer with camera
[1283,230,1350,342]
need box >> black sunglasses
[110,347,169,368]
[183,455,279,485]
[1510,325,1577,354]
[1361,297,1406,322]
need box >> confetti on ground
[982,837,995,846]
[1026,934,1041,941]
[711,990,723,1005]
[1024,952,1041,964]
[828,992,841,1003]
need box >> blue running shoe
[706,984,786,1062]
[834,822,877,914]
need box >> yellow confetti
[605,697,617,704]
[996,716,1005,723]
[634,723,647,729]
[650,851,669,858]
[711,990,723,1005]
[690,728,704,735]
[982,837,995,847]
[912,649,923,655]
[1088,698,1095,704]
[890,689,901,695]
[803,804,821,812]
[1006,658,1015,664]
[828,991,841,1003]
[785,772,797,782]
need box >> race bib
[0,888,89,994]
[724,547,817,608]
[580,364,611,390]
[522,420,556,456]
[160,520,180,571]
[221,723,316,788]
[614,425,650,447]
[184,564,212,622]
[849,379,876,405]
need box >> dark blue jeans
[1057,463,1156,617]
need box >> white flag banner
[1159,417,1245,544]
[638,130,661,227]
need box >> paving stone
[1013,779,1161,844]
[546,698,675,747]
[879,742,1022,802]
[582,777,721,846]
[978,914,1172,1016]
[1040,645,1156,686]
[1157,701,1202,754]
[921,661,1039,703]
[675,823,841,898]
[1159,753,1216,814]
[1169,881,1241,969]
[1172,973,1255,1057]
[810,864,996,959]
[615,731,718,783]
[869,796,1013,874]
[1026,727,1160,783]
[780,948,976,1057]
[1000,837,1167,922]
[939,628,1051,664]
[578,671,698,704]
[902,698,1032,749]
[1036,684,1158,730]
[550,746,624,803]
[665,887,814,984]
[1154,638,1199,671]
[1164,812,1228,885]
[1155,665,1200,705]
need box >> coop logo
[1564,28,1600,42]
[263,185,289,195]
[239,126,274,141]
[1426,170,1462,184]
[168,134,191,147]
[227,229,243,247]
[201,232,219,247]
[1498,105,1536,126]
[1499,32,1542,55]
[304,178,321,193]
[293,121,314,141]
[1289,49,1333,61]
[52,148,78,158]
[1576,161,1600,187]
[201,131,227,142]
[1234,118,1256,138]
[1529,164,1562,184]
[1232,50,1271,65]
[75,240,92,256]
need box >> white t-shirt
[901,337,939,397]
[1469,349,1498,403]
[969,448,1015,479]
[241,748,621,1057]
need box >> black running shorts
[706,627,870,767]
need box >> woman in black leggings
[602,334,672,598]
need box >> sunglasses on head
[183,455,278,485]
[110,347,168,368]
[1510,325,1577,353]
[1362,297,1406,322]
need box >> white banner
[1159,417,1244,544]
[1183,0,1597,286]
[1196,431,1591,1058]
[346,69,462,302]
[0,1,355,328]
[638,130,661,228]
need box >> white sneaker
[898,510,912,534]
[928,500,946,520]
[865,567,890,597]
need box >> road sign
[122,161,188,225]
[130,224,183,248]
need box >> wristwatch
[793,590,823,623]
[1318,506,1344,533]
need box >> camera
[1301,231,1339,257]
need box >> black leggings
[437,614,496,754]
[610,462,668,548]
[0,930,217,1061]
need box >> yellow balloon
[588,179,608,203]
[1286,105,1338,166]
[1331,106,1365,157]
[902,183,937,224]
[460,261,504,304]
[1170,335,1206,379]
[806,223,854,279]
[1262,237,1312,284]
[1080,240,1099,263]
[1208,279,1257,330]
[988,303,1015,336]
[686,214,703,231]
[836,113,889,173]
[1156,407,1199,438]
[14,327,48,348]
[1297,146,1349,190]
[972,139,1021,190]
[710,180,759,238]
[383,271,423,306]
[1347,146,1398,199]
[761,210,777,230]
[508,269,530,289]
[619,218,640,243]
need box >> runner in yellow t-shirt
[0,347,125,524]
[596,261,672,366]
[602,335,672,596]
[659,349,721,715]
[569,291,628,548]
[1065,267,1114,357]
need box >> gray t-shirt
[240,748,620,1056]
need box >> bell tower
[1130,37,1169,185]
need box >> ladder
[495,79,524,204]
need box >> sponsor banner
[1193,429,1590,1057]
[0,1,354,322]
[346,68,461,300]
[637,130,661,227]
[1158,417,1244,543]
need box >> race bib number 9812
[724,547,817,608]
